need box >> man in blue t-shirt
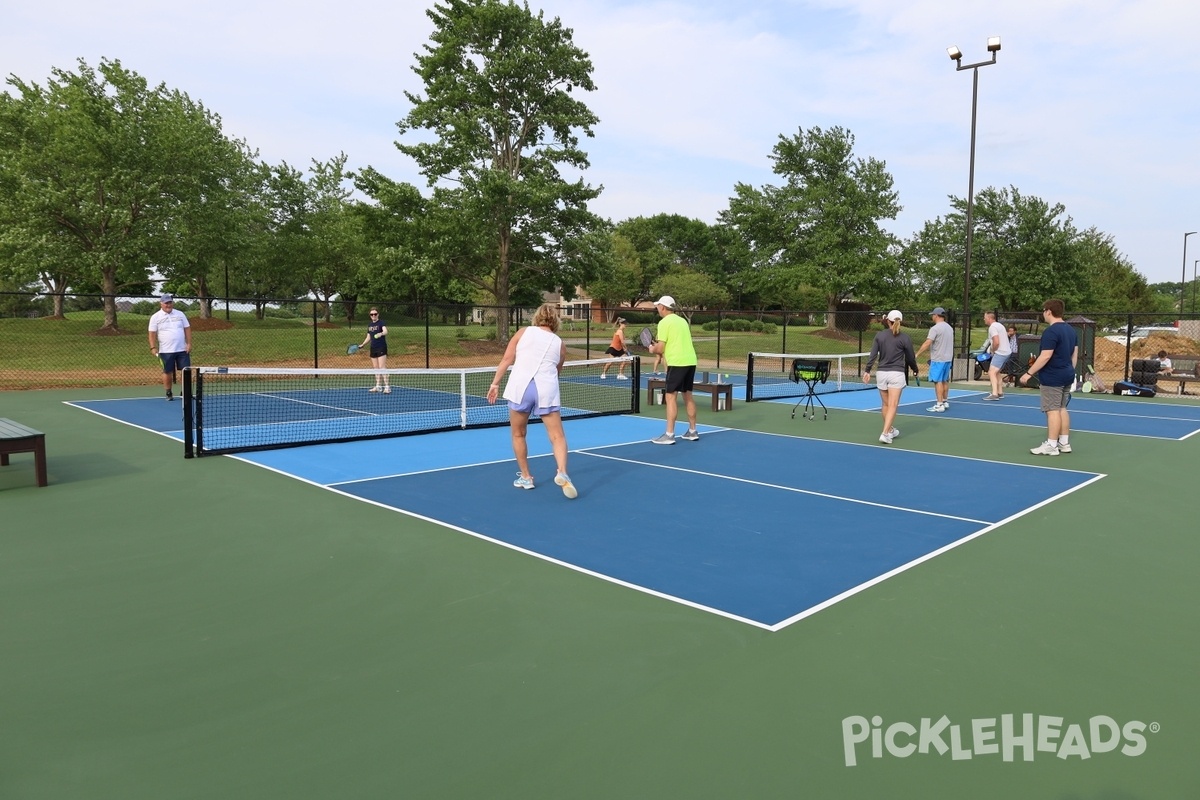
[1018,299,1078,456]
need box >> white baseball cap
[654,295,676,309]
[886,310,903,322]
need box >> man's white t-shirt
[149,309,190,353]
[988,321,1012,356]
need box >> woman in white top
[487,303,577,498]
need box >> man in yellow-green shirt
[647,295,699,444]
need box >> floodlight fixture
[947,46,963,61]
[987,36,1002,52]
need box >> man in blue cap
[147,293,192,401]
[914,307,954,412]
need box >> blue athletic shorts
[160,351,191,373]
[929,361,951,383]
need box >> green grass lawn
[0,310,989,389]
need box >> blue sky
[5,0,1199,286]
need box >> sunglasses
[369,312,379,316]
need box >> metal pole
[1181,232,1196,317]
[962,66,980,357]
[1193,259,1198,316]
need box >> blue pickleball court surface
[243,420,1103,629]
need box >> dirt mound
[187,317,235,331]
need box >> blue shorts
[989,353,1010,371]
[160,351,191,373]
[929,361,951,383]
[507,379,560,417]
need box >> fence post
[715,310,722,370]
[312,301,319,368]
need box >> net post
[183,367,194,458]
[632,352,641,413]
[746,353,755,402]
[194,369,204,455]
[460,371,468,428]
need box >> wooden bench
[1159,354,1200,395]
[646,379,733,412]
[0,418,48,487]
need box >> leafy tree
[389,0,604,342]
[582,231,639,313]
[907,186,1086,316]
[296,155,370,323]
[649,273,730,318]
[721,126,900,328]
[0,58,257,331]
[1073,228,1158,315]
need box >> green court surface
[1,385,1198,799]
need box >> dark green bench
[0,418,48,487]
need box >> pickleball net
[183,357,639,457]
[745,352,872,401]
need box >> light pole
[948,36,1001,357]
[1181,231,1196,318]
[1193,259,1198,316]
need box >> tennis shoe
[600,374,608,379]
[927,403,945,413]
[554,472,578,499]
[879,433,893,444]
[1057,442,1072,454]
[369,386,381,393]
[888,427,900,438]
[1030,441,1060,456]
[616,374,629,380]
[680,429,700,441]
[942,400,950,408]
[166,389,173,401]
[983,394,1000,401]
[383,386,391,394]
[651,433,676,445]
[513,473,535,490]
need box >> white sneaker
[1030,441,1060,456]
[927,403,945,413]
[942,400,950,408]
[600,374,608,379]
[554,473,578,499]
[369,386,381,393]
[879,433,893,444]
[616,374,628,380]
[651,433,676,445]
[889,427,900,438]
[1057,442,1072,454]
[513,473,535,489]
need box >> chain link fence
[2,291,1198,393]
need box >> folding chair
[790,358,831,420]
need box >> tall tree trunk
[99,267,120,332]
